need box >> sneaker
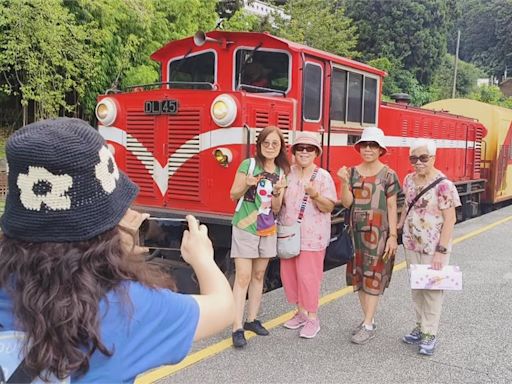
[351,325,376,344]
[299,318,320,339]
[352,321,376,335]
[243,319,269,336]
[402,324,422,344]
[232,329,247,348]
[418,334,436,356]
[283,312,308,330]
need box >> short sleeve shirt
[279,165,337,250]
[402,172,461,255]
[232,158,281,236]
[0,281,200,383]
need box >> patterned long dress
[346,166,401,295]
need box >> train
[95,31,511,293]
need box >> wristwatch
[435,245,448,254]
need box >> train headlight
[213,147,233,167]
[95,98,118,126]
[211,94,237,127]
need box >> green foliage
[468,85,512,109]
[344,0,451,84]
[222,8,262,31]
[456,0,512,78]
[368,57,430,106]
[0,0,98,119]
[271,0,358,58]
[428,54,485,100]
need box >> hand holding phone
[180,215,214,266]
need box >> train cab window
[168,51,215,89]
[235,49,289,93]
[330,67,378,126]
[347,73,363,123]
[303,63,322,121]
[331,69,347,120]
[363,77,377,124]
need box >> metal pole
[452,30,461,99]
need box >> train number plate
[144,100,178,115]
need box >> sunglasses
[409,154,432,164]
[358,141,380,150]
[294,144,317,153]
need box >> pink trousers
[280,249,326,313]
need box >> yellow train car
[424,99,512,206]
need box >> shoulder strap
[405,176,446,218]
[297,167,319,222]
[235,158,256,212]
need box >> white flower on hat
[17,166,73,211]
[95,146,119,193]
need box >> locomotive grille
[126,110,156,197]
[277,112,291,130]
[168,108,201,201]
[255,110,269,127]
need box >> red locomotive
[96,31,492,292]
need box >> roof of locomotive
[150,30,386,78]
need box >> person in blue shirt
[0,118,234,383]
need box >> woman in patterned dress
[337,127,400,345]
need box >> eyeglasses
[358,141,380,150]
[294,144,317,153]
[262,140,281,149]
[409,154,432,164]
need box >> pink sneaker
[283,312,308,329]
[299,318,320,339]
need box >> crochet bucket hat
[0,118,138,242]
[354,126,387,156]
[291,132,323,156]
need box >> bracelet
[388,233,397,238]
[271,190,281,197]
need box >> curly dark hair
[0,227,175,380]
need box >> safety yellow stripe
[135,214,512,383]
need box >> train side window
[168,51,215,89]
[363,77,377,124]
[347,134,361,145]
[347,72,363,123]
[330,69,347,121]
[303,63,322,121]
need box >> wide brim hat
[291,132,323,156]
[0,118,138,242]
[354,126,387,156]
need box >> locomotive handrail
[123,81,216,91]
[238,83,286,96]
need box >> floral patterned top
[402,172,461,255]
[279,165,337,251]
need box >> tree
[468,85,512,109]
[456,0,512,80]
[271,0,358,58]
[343,0,452,84]
[0,0,98,121]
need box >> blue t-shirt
[0,281,200,383]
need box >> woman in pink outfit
[276,132,337,339]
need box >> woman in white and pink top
[275,132,336,339]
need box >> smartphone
[139,217,188,250]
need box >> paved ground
[137,205,512,384]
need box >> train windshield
[168,51,215,89]
[235,49,289,93]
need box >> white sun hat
[354,126,387,156]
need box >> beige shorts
[230,226,277,259]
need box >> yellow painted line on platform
[135,214,512,384]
